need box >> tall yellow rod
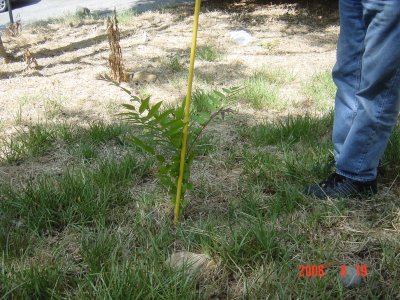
[174,0,201,224]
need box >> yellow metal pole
[174,0,201,224]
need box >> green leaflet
[139,97,150,114]
[213,90,226,99]
[145,101,163,120]
[192,115,206,125]
[192,111,211,125]
[162,118,183,130]
[202,99,218,113]
[121,104,136,111]
[208,95,221,107]
[129,136,155,155]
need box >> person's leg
[335,0,400,182]
[306,0,400,199]
[332,0,365,162]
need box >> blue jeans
[332,0,400,182]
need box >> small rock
[131,71,157,83]
[339,266,363,288]
[166,252,217,276]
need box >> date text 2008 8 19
[298,265,368,278]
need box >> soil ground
[1,0,338,128]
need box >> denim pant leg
[336,0,400,182]
[332,0,365,163]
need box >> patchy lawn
[1,0,399,298]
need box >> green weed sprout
[102,75,240,218]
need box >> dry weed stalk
[106,10,127,83]
[23,48,39,70]
[0,35,13,64]
[6,17,22,37]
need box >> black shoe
[305,173,378,200]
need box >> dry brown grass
[5,20,22,37]
[23,48,39,70]
[0,35,12,63]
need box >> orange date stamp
[298,264,368,278]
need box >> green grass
[381,123,400,178]
[0,121,126,165]
[12,95,44,125]
[261,39,280,54]
[250,69,290,85]
[304,70,336,110]
[240,112,335,190]
[1,125,55,163]
[197,44,223,62]
[236,69,292,109]
[44,98,64,119]
[162,55,185,72]
[104,100,121,115]
[13,105,23,125]
[28,8,131,29]
[55,9,108,26]
[57,12,86,26]
[243,111,333,146]
[86,122,124,144]
[30,11,98,28]
[77,141,98,161]
[1,113,399,298]
[117,9,137,25]
[0,151,152,262]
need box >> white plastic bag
[229,30,252,46]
